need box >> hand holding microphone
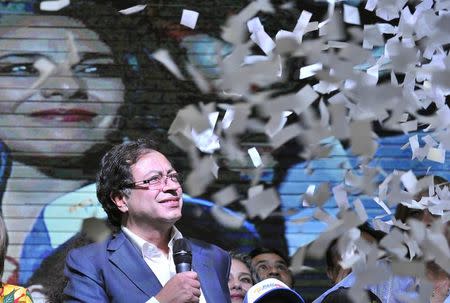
[155,239,201,303]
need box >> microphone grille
[173,238,192,254]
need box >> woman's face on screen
[0,15,125,156]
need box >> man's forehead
[132,151,173,171]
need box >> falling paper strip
[350,120,377,157]
[299,63,323,79]
[152,49,186,80]
[248,147,263,167]
[427,147,445,163]
[212,186,239,206]
[332,184,350,211]
[180,9,199,29]
[40,0,70,11]
[243,187,280,220]
[343,4,361,25]
[118,4,147,15]
[211,206,245,229]
[14,57,57,106]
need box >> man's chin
[164,213,182,224]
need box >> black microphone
[173,238,192,273]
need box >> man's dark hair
[249,247,290,265]
[322,287,381,303]
[96,138,157,227]
[325,238,340,282]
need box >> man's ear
[111,192,128,213]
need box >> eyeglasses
[254,261,290,275]
[124,172,182,189]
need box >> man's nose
[161,176,180,191]
[268,266,281,275]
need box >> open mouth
[30,108,97,122]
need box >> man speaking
[64,138,231,303]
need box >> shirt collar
[122,226,183,259]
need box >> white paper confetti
[343,4,361,25]
[118,4,147,15]
[152,49,186,80]
[248,147,263,167]
[180,9,199,29]
[40,0,70,11]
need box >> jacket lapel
[191,241,227,303]
[108,232,162,297]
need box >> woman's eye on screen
[0,63,39,76]
[72,63,120,77]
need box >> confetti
[248,147,263,167]
[40,0,70,11]
[152,49,186,80]
[343,4,361,25]
[118,4,147,15]
[180,9,199,29]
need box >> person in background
[395,176,450,303]
[0,214,33,302]
[313,220,416,303]
[249,247,294,288]
[325,223,386,285]
[243,278,305,303]
[229,252,254,303]
[64,138,231,303]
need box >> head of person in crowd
[243,278,305,303]
[96,137,183,231]
[321,287,382,303]
[395,175,450,303]
[326,222,386,284]
[228,252,254,303]
[249,247,293,288]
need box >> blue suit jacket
[64,231,231,303]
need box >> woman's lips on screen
[29,108,97,122]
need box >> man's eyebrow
[143,168,176,176]
[0,53,49,61]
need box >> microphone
[173,238,192,273]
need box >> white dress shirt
[122,226,206,303]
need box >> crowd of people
[0,138,449,303]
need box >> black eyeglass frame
[122,172,183,189]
